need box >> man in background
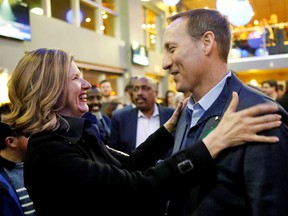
[277,80,288,112]
[123,76,138,108]
[261,79,278,100]
[109,76,174,157]
[99,79,113,102]
[277,83,285,99]
[0,122,36,215]
[99,79,115,115]
[83,85,111,145]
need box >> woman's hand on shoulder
[203,92,281,158]
[164,97,188,133]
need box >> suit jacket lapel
[158,105,166,125]
[152,104,172,125]
[130,108,138,150]
[198,74,243,139]
[173,110,187,154]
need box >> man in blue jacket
[162,8,288,216]
[83,85,111,144]
[0,122,36,216]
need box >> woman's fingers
[247,134,279,143]
[225,92,279,122]
[252,118,282,132]
[173,100,183,118]
[238,103,279,117]
[164,99,186,133]
[240,114,281,143]
[194,92,282,158]
[225,91,239,114]
[181,97,189,111]
[247,113,281,126]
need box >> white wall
[0,38,26,73]
[0,12,127,74]
[228,54,288,71]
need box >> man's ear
[202,31,215,54]
[5,136,16,148]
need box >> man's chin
[136,105,148,111]
[176,86,184,93]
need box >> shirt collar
[187,71,232,111]
[138,103,159,118]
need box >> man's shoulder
[238,85,288,119]
[112,106,136,118]
[102,114,110,121]
[157,104,174,113]
[227,73,268,106]
[239,85,276,106]
[160,105,175,111]
[82,112,98,124]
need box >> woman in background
[161,90,176,108]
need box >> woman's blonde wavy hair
[2,48,73,136]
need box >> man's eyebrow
[163,42,170,48]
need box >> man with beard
[109,77,174,158]
[83,85,111,144]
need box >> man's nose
[162,55,172,71]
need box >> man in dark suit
[162,9,288,216]
[83,85,111,144]
[109,76,174,157]
[277,80,288,112]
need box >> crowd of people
[260,79,288,112]
[0,8,288,216]
[80,78,288,123]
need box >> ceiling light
[30,7,44,15]
[228,1,254,26]
[217,0,254,26]
[162,0,180,6]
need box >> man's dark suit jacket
[277,92,288,112]
[167,73,288,216]
[82,112,111,144]
[109,104,174,155]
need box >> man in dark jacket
[162,9,288,216]
[83,85,111,144]
[109,76,174,158]
[0,122,36,216]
